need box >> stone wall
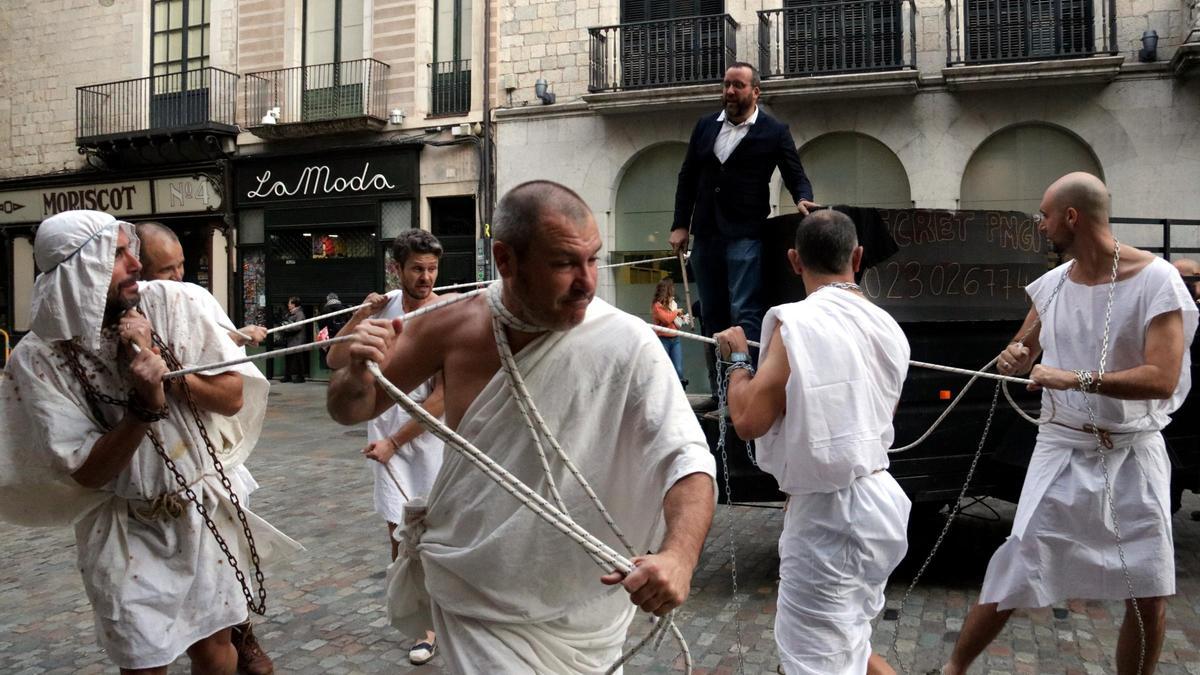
[0,0,253,180]
[495,72,1200,304]
[0,0,147,178]
[495,0,1195,107]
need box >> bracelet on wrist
[726,362,756,377]
[1073,369,1100,394]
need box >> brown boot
[231,621,274,675]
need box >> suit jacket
[672,109,812,240]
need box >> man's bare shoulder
[404,292,491,346]
[1117,245,1160,278]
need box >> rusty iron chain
[61,333,268,615]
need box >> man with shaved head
[135,222,267,346]
[327,180,716,673]
[939,172,1197,675]
[134,221,275,674]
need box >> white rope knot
[396,498,429,562]
[485,281,547,334]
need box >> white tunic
[365,292,444,524]
[386,298,716,672]
[757,288,910,494]
[980,257,1198,610]
[759,289,912,674]
[0,282,300,669]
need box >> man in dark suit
[671,62,816,365]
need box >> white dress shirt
[713,106,759,164]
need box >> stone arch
[778,131,913,213]
[613,141,689,252]
[611,141,708,390]
[960,123,1104,213]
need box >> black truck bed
[705,208,1200,513]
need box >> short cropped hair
[794,210,858,275]
[391,228,444,267]
[287,296,301,307]
[134,221,178,244]
[493,180,592,257]
[726,62,760,88]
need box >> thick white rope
[485,283,640,556]
[164,289,487,379]
[652,323,1034,387]
[430,255,690,295]
[264,290,401,336]
[482,282,691,674]
[365,360,695,673]
[159,336,355,378]
[217,322,255,342]
[365,360,633,572]
[266,252,686,336]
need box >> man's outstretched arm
[601,471,715,616]
[180,372,243,417]
[717,323,789,440]
[327,318,399,425]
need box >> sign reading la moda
[246,163,396,200]
[235,150,416,205]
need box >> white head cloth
[31,210,137,352]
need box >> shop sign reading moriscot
[0,180,152,225]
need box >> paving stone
[3,383,1200,672]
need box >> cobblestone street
[2,382,1199,674]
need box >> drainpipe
[480,0,495,277]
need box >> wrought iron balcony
[758,1,916,78]
[75,67,239,146]
[243,58,390,138]
[588,14,738,92]
[945,0,1117,65]
[430,60,472,116]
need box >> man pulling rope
[938,172,1197,675]
[327,180,716,673]
[0,210,300,674]
[716,210,911,675]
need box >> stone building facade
[0,0,501,381]
[490,0,1200,387]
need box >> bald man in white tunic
[718,209,910,675]
[941,173,1197,675]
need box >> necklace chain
[814,281,862,294]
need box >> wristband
[1073,369,1100,394]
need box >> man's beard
[104,284,139,324]
[403,283,431,300]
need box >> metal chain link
[887,379,1003,673]
[1074,241,1146,675]
[885,256,1075,669]
[714,350,748,675]
[152,331,268,615]
[61,335,267,615]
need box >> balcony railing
[758,1,916,78]
[945,0,1117,65]
[430,59,472,116]
[76,67,239,144]
[243,58,389,127]
[588,14,738,92]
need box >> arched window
[613,143,708,391]
[960,124,1103,213]
[778,132,912,213]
